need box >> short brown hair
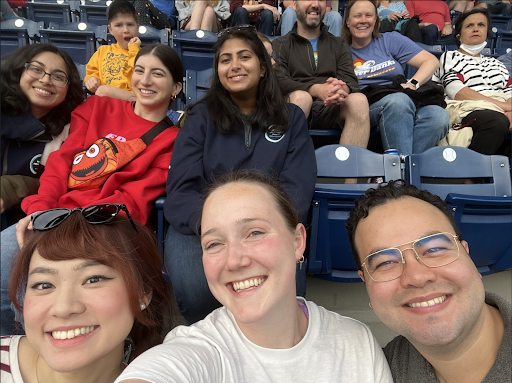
[342,0,381,45]
[203,170,299,233]
[9,212,170,354]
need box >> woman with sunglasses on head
[162,26,316,325]
[1,204,170,383]
[116,171,393,383]
[1,44,83,227]
[0,44,183,336]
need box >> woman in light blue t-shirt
[342,0,449,155]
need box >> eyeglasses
[24,63,69,87]
[361,232,460,282]
[31,204,138,233]
[217,24,257,37]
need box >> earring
[171,94,177,101]
[140,303,146,310]
[297,254,305,270]
[369,302,372,309]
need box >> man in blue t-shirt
[273,0,371,148]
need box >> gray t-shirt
[383,292,512,383]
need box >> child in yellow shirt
[84,0,141,101]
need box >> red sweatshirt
[22,96,179,224]
[406,0,451,31]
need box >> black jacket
[272,22,359,97]
[1,111,52,177]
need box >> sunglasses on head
[217,24,257,37]
[31,204,138,233]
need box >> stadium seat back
[26,2,72,27]
[79,2,109,26]
[40,23,97,64]
[308,145,402,282]
[185,68,213,106]
[0,19,43,57]
[171,29,217,75]
[405,146,511,275]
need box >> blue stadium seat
[405,146,512,276]
[107,24,169,46]
[416,43,444,58]
[39,21,98,64]
[48,21,107,44]
[171,29,217,75]
[307,145,403,282]
[153,195,171,283]
[26,1,73,27]
[185,68,212,106]
[0,18,43,57]
[495,31,512,55]
[78,1,110,26]
[491,14,512,32]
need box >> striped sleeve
[433,50,512,100]
[1,336,19,383]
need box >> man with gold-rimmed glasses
[346,180,511,383]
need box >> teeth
[35,88,51,95]
[233,278,265,292]
[140,89,155,94]
[407,295,447,308]
[52,326,96,340]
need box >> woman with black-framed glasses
[1,205,171,383]
[163,26,316,325]
[1,44,84,228]
[0,44,183,337]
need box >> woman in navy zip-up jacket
[164,26,316,325]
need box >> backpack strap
[139,116,173,145]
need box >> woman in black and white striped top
[433,8,511,155]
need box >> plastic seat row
[306,145,511,282]
[155,146,511,283]
[16,0,112,27]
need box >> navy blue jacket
[164,103,317,235]
[1,111,52,177]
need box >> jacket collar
[2,111,51,141]
[290,21,327,40]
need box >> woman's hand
[400,82,417,90]
[388,11,401,21]
[16,212,39,249]
[401,10,410,18]
[441,24,453,37]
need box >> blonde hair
[186,0,219,6]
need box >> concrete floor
[168,270,512,348]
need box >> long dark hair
[191,28,289,134]
[1,44,83,136]
[135,44,184,107]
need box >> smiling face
[294,0,326,29]
[19,51,68,120]
[346,0,377,47]
[217,38,265,108]
[354,196,486,349]
[131,53,182,112]
[108,13,138,50]
[459,13,488,46]
[23,252,134,372]
[201,182,306,326]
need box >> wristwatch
[407,79,420,89]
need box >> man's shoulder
[384,335,434,382]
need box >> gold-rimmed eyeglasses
[361,232,460,282]
[24,63,69,87]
